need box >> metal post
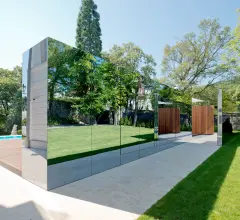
[217,89,222,146]
[154,93,159,141]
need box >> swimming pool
[0,135,22,140]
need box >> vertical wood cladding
[158,108,180,134]
[192,105,214,135]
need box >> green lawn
[48,125,153,165]
[138,132,240,220]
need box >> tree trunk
[133,95,139,126]
[114,111,118,125]
[49,87,54,118]
[90,115,97,125]
[108,111,114,125]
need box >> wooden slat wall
[207,105,214,134]
[192,105,214,135]
[158,108,180,134]
[173,108,180,133]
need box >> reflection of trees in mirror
[47,39,156,164]
[102,42,157,126]
[150,81,194,133]
[48,38,106,125]
[48,39,157,130]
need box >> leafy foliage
[48,39,108,124]
[162,19,232,93]
[103,42,156,125]
[221,10,240,109]
[0,66,22,134]
[223,11,240,77]
[192,80,240,113]
[76,0,102,56]
[70,55,108,122]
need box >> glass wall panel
[157,87,178,144]
[120,76,141,164]
[120,105,141,163]
[22,50,29,148]
[91,57,121,173]
[47,38,92,166]
[22,39,48,190]
[138,90,155,158]
[177,94,192,141]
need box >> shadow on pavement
[51,136,220,215]
[0,201,68,220]
[139,132,239,219]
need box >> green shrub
[120,117,132,126]
[22,118,27,126]
[120,116,154,129]
[0,123,7,135]
[48,117,60,126]
[181,123,192,131]
[17,129,22,135]
[136,119,154,128]
[48,115,79,126]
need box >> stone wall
[222,113,240,131]
[230,115,240,130]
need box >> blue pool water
[0,135,22,140]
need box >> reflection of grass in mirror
[48,125,153,165]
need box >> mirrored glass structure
[22,39,48,189]
[22,38,222,190]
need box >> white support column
[217,89,222,146]
[154,93,159,141]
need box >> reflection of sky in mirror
[95,56,103,65]
[22,50,29,97]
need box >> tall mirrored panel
[22,39,48,189]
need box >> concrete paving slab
[0,134,220,220]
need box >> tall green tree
[48,38,74,115]
[68,54,108,124]
[0,66,22,134]
[162,19,232,94]
[224,9,240,74]
[222,9,240,106]
[48,38,107,124]
[96,60,127,125]
[103,42,156,126]
[76,0,102,56]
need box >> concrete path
[0,134,220,220]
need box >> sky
[0,0,239,76]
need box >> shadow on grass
[48,133,154,165]
[133,133,154,140]
[139,132,240,220]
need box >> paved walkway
[0,134,220,220]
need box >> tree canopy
[103,42,157,125]
[76,0,102,56]
[0,66,22,134]
[162,19,232,94]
